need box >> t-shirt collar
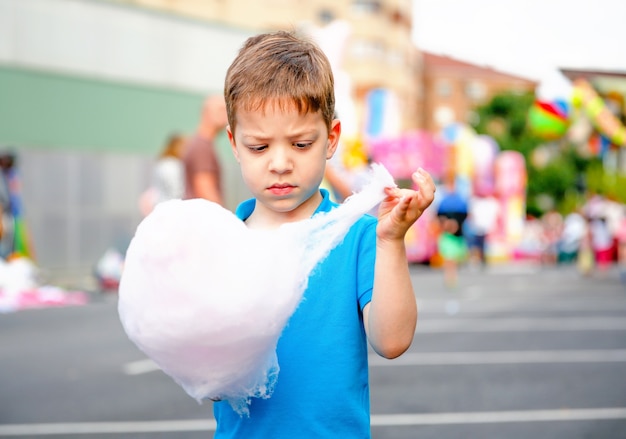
[235,189,333,221]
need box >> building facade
[420,51,537,132]
[115,0,422,133]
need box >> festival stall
[369,131,446,263]
[369,122,531,264]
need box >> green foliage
[585,159,626,203]
[472,91,540,161]
[471,91,619,215]
[525,156,578,213]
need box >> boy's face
[228,100,340,223]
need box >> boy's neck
[245,191,324,230]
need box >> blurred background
[1,0,625,299]
[1,2,626,438]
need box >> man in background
[183,95,229,204]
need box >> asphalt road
[1,263,625,438]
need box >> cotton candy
[118,163,395,415]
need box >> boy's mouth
[268,184,295,196]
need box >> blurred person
[615,207,626,284]
[466,194,499,268]
[603,196,625,262]
[436,182,468,234]
[139,134,186,216]
[183,95,229,204]
[0,152,34,260]
[437,216,467,288]
[319,118,353,203]
[577,215,594,276]
[0,152,15,259]
[319,112,366,204]
[323,153,375,207]
[590,216,613,273]
[153,134,186,203]
[557,210,586,264]
[540,208,563,265]
[516,213,544,261]
[582,190,605,219]
[322,164,353,202]
[435,181,468,287]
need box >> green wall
[0,65,209,155]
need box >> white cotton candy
[118,163,395,415]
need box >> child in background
[616,208,626,284]
[214,30,435,438]
[577,215,594,276]
[590,216,613,273]
[437,216,467,288]
[139,134,186,217]
[152,134,186,205]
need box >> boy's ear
[227,125,240,162]
[326,119,341,160]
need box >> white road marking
[0,420,216,435]
[482,265,541,275]
[122,313,626,376]
[1,408,625,435]
[415,317,626,333]
[417,300,626,319]
[417,298,626,314]
[122,359,159,375]
[125,349,626,377]
[370,407,626,426]
[369,349,626,366]
[125,346,626,376]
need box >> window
[436,80,451,98]
[465,81,487,101]
[387,49,404,66]
[434,106,455,127]
[318,9,335,24]
[351,0,382,15]
[350,38,385,61]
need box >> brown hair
[224,30,335,135]
[160,134,185,159]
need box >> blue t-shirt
[214,189,377,438]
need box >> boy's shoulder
[235,198,256,221]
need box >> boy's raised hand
[376,168,436,242]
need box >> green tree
[472,91,539,162]
[470,91,600,215]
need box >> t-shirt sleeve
[186,139,218,174]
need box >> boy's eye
[294,142,312,149]
[249,145,267,152]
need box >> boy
[216,30,435,438]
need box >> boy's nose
[268,147,293,173]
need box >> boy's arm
[363,168,435,359]
[192,172,223,206]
